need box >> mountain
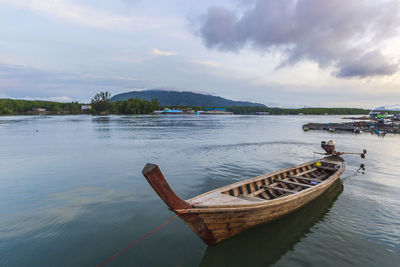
[110,90,265,107]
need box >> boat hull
[178,167,343,245]
[142,157,345,246]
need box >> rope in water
[97,203,198,267]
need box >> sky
[0,0,400,108]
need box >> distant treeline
[108,98,159,114]
[226,106,370,115]
[164,105,370,115]
[0,94,160,115]
[0,98,82,115]
[0,93,373,116]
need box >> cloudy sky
[0,0,399,107]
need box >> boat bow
[142,163,192,210]
[142,163,218,245]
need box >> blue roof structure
[204,108,226,111]
[161,109,183,113]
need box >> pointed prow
[142,163,191,211]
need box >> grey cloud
[200,7,242,51]
[335,50,398,78]
[198,0,400,78]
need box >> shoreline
[0,113,369,117]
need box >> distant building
[197,108,233,115]
[369,109,388,119]
[33,107,47,113]
[153,108,183,115]
[181,108,195,114]
[81,105,91,110]
[204,107,227,112]
[162,109,183,114]
[254,112,270,115]
[153,110,163,115]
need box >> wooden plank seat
[260,185,297,194]
[295,168,317,176]
[247,182,301,198]
[274,179,312,188]
[248,187,268,197]
[317,165,339,171]
[287,175,322,183]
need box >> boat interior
[188,159,343,206]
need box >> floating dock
[303,121,400,134]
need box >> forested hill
[110,90,265,107]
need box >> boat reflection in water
[200,179,343,266]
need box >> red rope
[97,203,198,267]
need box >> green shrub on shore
[0,98,82,115]
[91,91,111,114]
[90,91,160,114]
[109,98,160,114]
[0,92,160,115]
[0,102,8,114]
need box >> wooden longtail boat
[142,156,345,246]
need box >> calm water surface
[0,115,399,266]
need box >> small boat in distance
[142,142,364,246]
